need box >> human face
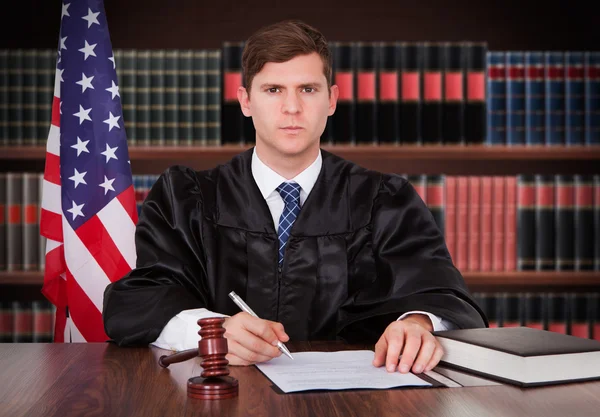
[238,52,338,160]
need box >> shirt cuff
[151,308,230,352]
[397,310,456,332]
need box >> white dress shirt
[151,148,455,351]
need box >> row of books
[488,51,600,146]
[0,300,55,343]
[1,46,598,147]
[405,174,600,272]
[473,292,600,341]
[1,292,598,343]
[4,172,599,272]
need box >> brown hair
[242,19,332,96]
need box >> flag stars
[73,105,92,124]
[79,40,97,60]
[106,80,120,99]
[67,200,85,220]
[71,136,90,156]
[61,3,70,19]
[58,69,65,83]
[101,143,119,163]
[82,8,100,28]
[60,36,67,50]
[108,55,115,69]
[99,176,116,195]
[76,72,95,93]
[103,111,121,131]
[68,168,87,188]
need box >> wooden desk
[1,342,599,417]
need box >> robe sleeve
[103,166,210,346]
[338,174,487,343]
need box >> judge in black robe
[103,147,487,346]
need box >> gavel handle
[158,348,199,368]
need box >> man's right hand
[222,312,289,366]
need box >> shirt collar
[251,147,322,200]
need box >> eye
[303,87,315,93]
[267,87,280,93]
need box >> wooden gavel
[158,317,239,399]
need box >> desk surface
[1,341,600,417]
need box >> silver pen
[228,291,294,360]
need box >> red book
[456,176,468,271]
[12,301,33,342]
[0,301,14,342]
[480,176,493,271]
[468,177,481,271]
[505,176,517,271]
[492,177,505,271]
[444,176,457,263]
[33,300,54,342]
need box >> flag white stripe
[62,217,111,313]
[53,69,61,99]
[97,198,137,269]
[66,317,86,343]
[47,124,60,155]
[41,180,62,214]
[45,238,63,254]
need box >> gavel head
[187,316,239,399]
[198,317,230,378]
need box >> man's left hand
[372,314,444,374]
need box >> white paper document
[255,350,432,393]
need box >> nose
[281,91,301,115]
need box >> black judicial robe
[103,148,487,346]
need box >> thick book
[434,326,600,387]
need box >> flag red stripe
[75,215,133,282]
[40,209,64,242]
[117,184,138,225]
[44,153,61,185]
[53,307,66,343]
[41,245,67,308]
[66,268,109,342]
[51,96,61,127]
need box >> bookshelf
[2,271,599,293]
[2,145,600,175]
[1,0,599,339]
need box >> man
[103,20,487,375]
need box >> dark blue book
[486,52,505,145]
[545,52,565,146]
[565,52,585,145]
[506,52,526,145]
[525,52,545,145]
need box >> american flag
[40,0,138,342]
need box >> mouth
[281,126,304,132]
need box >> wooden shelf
[462,271,600,292]
[0,271,46,285]
[2,271,599,290]
[1,144,600,175]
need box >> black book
[221,41,245,145]
[421,43,443,144]
[399,42,422,144]
[434,327,600,387]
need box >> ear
[237,86,252,117]
[328,85,339,116]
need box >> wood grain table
[1,341,599,417]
